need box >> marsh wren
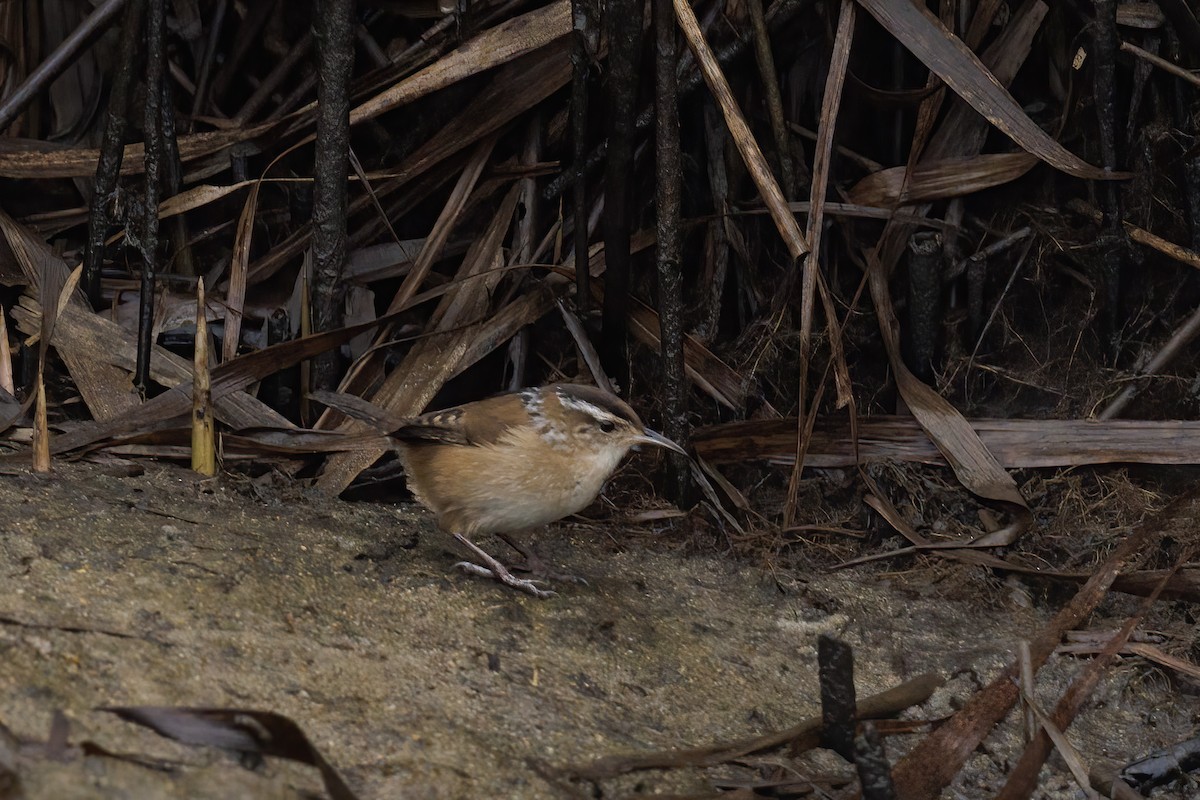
[392,383,686,598]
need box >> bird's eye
[599,420,616,433]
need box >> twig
[996,547,1194,800]
[889,491,1196,799]
[1067,198,1200,271]
[562,672,943,780]
[745,0,794,198]
[1099,300,1200,419]
[1119,40,1200,89]
[0,0,128,133]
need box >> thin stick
[1120,40,1200,89]
[1099,300,1200,419]
[1068,198,1200,271]
[564,672,943,780]
[0,0,127,132]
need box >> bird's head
[533,384,687,462]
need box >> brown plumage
[392,383,685,598]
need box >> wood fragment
[563,672,943,781]
[1119,40,1200,89]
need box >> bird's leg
[497,533,589,585]
[451,533,556,599]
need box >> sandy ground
[0,461,1194,798]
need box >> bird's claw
[453,561,557,599]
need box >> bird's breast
[399,428,629,534]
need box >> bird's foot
[454,560,556,598]
[451,533,557,599]
[498,534,589,585]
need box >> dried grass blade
[157,180,255,220]
[871,0,1049,271]
[391,138,495,317]
[222,180,261,363]
[0,307,12,396]
[222,430,396,456]
[247,43,570,289]
[858,0,1117,179]
[866,250,1030,543]
[398,42,572,182]
[849,152,1038,207]
[348,0,570,126]
[102,707,358,800]
[48,300,431,454]
[10,298,291,430]
[1010,685,1101,800]
[786,0,855,524]
[0,120,277,178]
[625,293,742,411]
[0,210,138,421]
[1118,642,1200,681]
[841,488,1020,572]
[996,547,1193,800]
[672,0,808,259]
[692,417,1200,468]
[557,298,613,393]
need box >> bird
[390,383,687,598]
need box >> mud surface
[0,462,1194,798]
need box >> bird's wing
[395,391,532,447]
[309,387,517,446]
[391,410,473,446]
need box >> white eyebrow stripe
[556,393,621,422]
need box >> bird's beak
[633,428,688,456]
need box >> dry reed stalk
[191,278,216,476]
